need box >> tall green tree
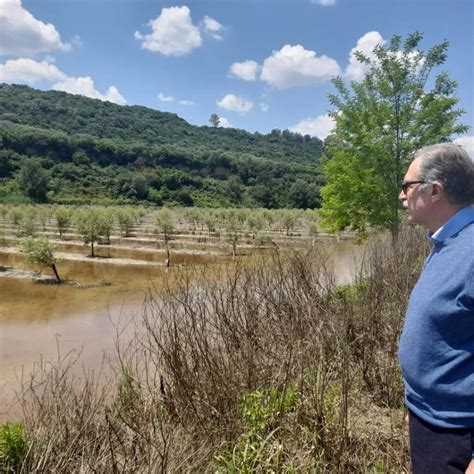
[17,159,49,202]
[320,32,468,239]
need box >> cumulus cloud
[345,31,385,81]
[0,0,70,56]
[179,99,194,105]
[53,76,126,105]
[202,15,224,40]
[317,0,336,5]
[260,44,341,89]
[454,136,474,159]
[259,102,269,112]
[218,117,232,128]
[158,92,174,102]
[290,114,335,139]
[134,6,201,56]
[230,60,260,81]
[217,94,253,113]
[0,58,66,84]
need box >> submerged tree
[155,208,175,267]
[74,207,105,257]
[21,236,61,283]
[320,32,468,240]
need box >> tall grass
[7,228,428,472]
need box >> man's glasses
[400,180,426,193]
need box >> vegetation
[4,228,428,471]
[0,422,28,472]
[0,84,324,208]
[20,236,60,283]
[321,32,468,239]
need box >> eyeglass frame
[400,180,426,193]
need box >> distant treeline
[0,84,325,208]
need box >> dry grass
[3,227,428,472]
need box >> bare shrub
[12,228,427,472]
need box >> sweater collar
[428,206,474,244]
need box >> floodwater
[0,240,363,420]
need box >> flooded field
[0,238,363,420]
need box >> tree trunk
[91,241,95,257]
[51,263,61,284]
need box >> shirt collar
[428,205,474,244]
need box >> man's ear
[431,182,444,202]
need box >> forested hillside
[0,84,325,207]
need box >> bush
[0,422,28,471]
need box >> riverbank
[0,228,426,472]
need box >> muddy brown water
[0,241,363,420]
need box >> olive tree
[74,207,104,257]
[21,236,61,283]
[155,208,175,267]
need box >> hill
[0,84,325,207]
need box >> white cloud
[218,117,232,128]
[158,92,174,102]
[454,136,474,159]
[259,102,269,112]
[202,15,223,40]
[260,44,341,89]
[217,94,253,113]
[312,0,336,4]
[0,0,70,56]
[345,31,385,81]
[179,99,194,105]
[230,60,260,81]
[290,114,335,139]
[0,58,66,84]
[53,76,126,105]
[134,6,201,56]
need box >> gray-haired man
[398,143,474,473]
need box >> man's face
[399,157,433,228]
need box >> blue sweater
[398,206,474,428]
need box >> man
[398,143,474,473]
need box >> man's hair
[414,143,474,206]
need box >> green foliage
[16,159,49,202]
[74,207,109,256]
[0,422,28,472]
[241,385,298,434]
[20,236,55,267]
[54,206,72,239]
[155,207,175,242]
[321,32,468,238]
[214,385,298,473]
[0,84,324,208]
[116,208,135,237]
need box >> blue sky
[0,0,473,154]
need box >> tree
[55,207,72,239]
[74,207,105,257]
[209,113,220,127]
[320,32,468,240]
[21,236,61,283]
[17,159,49,202]
[155,208,175,267]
